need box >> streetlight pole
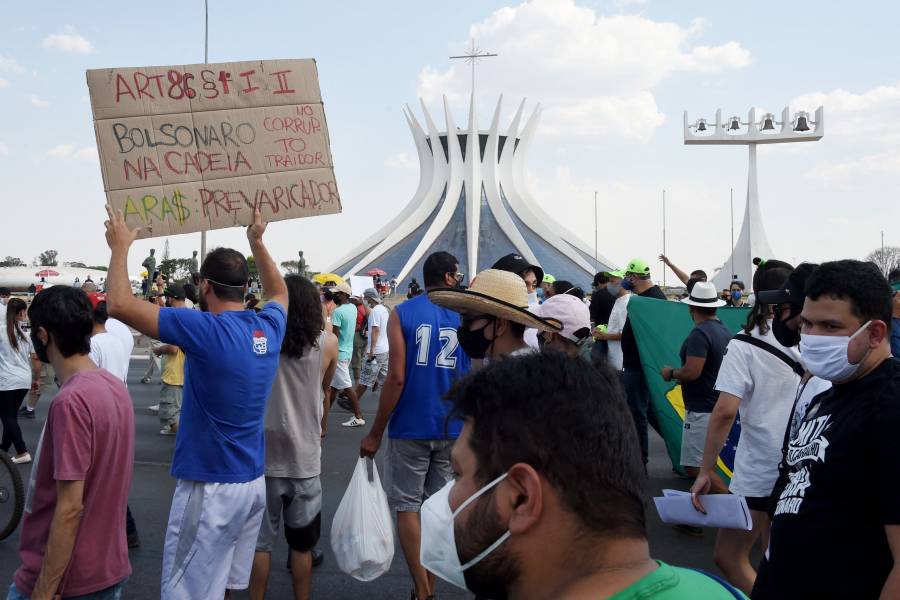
[593,190,598,265]
[200,0,209,261]
[662,189,666,288]
[730,187,734,280]
[684,106,824,290]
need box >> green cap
[604,268,627,278]
[625,258,650,276]
[542,274,556,283]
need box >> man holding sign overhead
[104,204,288,599]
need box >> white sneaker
[12,453,32,464]
[146,404,160,415]
[159,425,178,436]
[341,417,366,427]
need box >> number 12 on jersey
[415,324,460,369]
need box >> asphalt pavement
[0,359,733,599]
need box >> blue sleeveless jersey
[388,294,471,440]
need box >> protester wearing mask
[727,281,747,307]
[419,351,742,599]
[618,259,667,466]
[594,270,632,370]
[359,252,470,600]
[661,282,732,488]
[539,274,555,302]
[535,293,592,357]
[0,298,40,464]
[491,253,545,349]
[752,260,900,599]
[588,272,617,361]
[691,259,799,594]
[429,269,561,363]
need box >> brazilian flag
[626,295,750,482]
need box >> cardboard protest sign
[87,59,341,239]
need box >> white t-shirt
[105,318,135,358]
[90,330,131,384]
[0,326,33,391]
[714,320,801,497]
[367,304,390,355]
[607,293,631,371]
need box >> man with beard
[103,205,288,599]
[420,351,742,599]
[360,251,471,600]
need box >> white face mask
[799,320,872,382]
[527,292,538,306]
[420,472,510,591]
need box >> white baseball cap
[536,294,591,342]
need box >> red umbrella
[35,269,60,278]
[367,268,387,277]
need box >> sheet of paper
[653,490,752,531]
[350,276,374,297]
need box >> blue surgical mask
[621,278,635,291]
[731,290,743,300]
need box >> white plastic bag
[330,457,395,581]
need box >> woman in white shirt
[690,259,800,595]
[0,298,39,463]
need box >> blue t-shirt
[330,303,357,361]
[389,294,470,439]
[158,302,287,482]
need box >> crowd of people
[0,205,899,599]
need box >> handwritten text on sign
[87,59,341,238]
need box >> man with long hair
[250,275,337,600]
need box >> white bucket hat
[681,280,727,308]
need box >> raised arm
[104,206,160,339]
[659,254,690,285]
[247,206,288,310]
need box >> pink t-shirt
[15,369,134,597]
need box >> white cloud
[41,27,95,54]
[385,152,417,169]
[805,152,900,184]
[0,78,8,89]
[29,94,49,108]
[417,0,750,141]
[47,144,96,161]
[793,82,900,144]
[0,55,24,73]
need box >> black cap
[164,283,186,300]
[491,253,544,286]
[756,263,819,306]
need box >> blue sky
[1,0,898,277]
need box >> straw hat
[429,269,561,332]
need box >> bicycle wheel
[0,452,25,540]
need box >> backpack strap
[733,333,804,377]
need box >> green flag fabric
[626,295,751,481]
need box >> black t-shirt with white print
[752,357,900,599]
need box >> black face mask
[31,329,50,364]
[457,318,495,359]
[773,308,802,347]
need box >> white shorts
[161,476,266,598]
[680,411,711,468]
[330,358,352,390]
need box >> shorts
[744,494,771,513]
[159,384,183,426]
[680,410,710,468]
[7,580,127,599]
[330,359,352,390]
[256,476,322,553]
[383,438,454,513]
[359,352,389,388]
[161,476,266,598]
